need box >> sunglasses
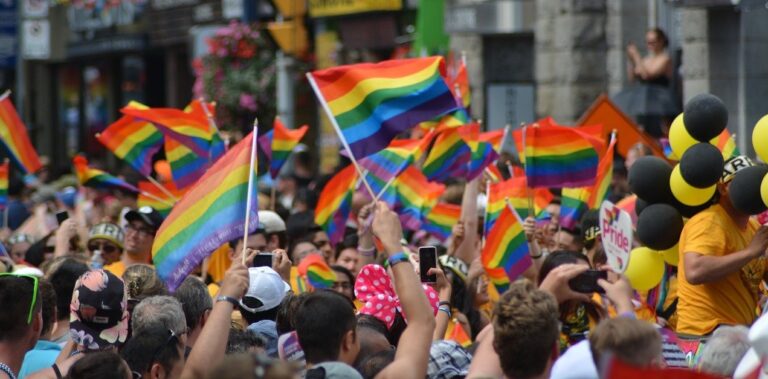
[87,242,119,254]
[0,273,39,324]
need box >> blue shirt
[18,340,61,378]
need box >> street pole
[15,0,24,115]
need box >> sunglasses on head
[0,273,39,324]
[87,242,118,254]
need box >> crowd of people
[1,140,768,379]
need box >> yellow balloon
[659,244,679,266]
[670,113,698,158]
[761,173,768,209]
[670,165,716,206]
[625,247,665,291]
[753,115,768,162]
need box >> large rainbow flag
[481,204,531,293]
[258,117,309,179]
[315,165,358,246]
[523,125,600,188]
[0,161,7,210]
[137,181,184,217]
[423,202,461,241]
[307,57,458,159]
[152,132,259,291]
[0,94,41,174]
[97,111,163,177]
[559,136,616,229]
[73,155,138,193]
[485,177,553,233]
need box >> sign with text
[600,200,632,273]
[308,0,401,18]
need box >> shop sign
[22,19,50,59]
[308,0,401,18]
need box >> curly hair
[492,280,559,379]
[122,264,167,301]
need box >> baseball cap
[125,206,165,231]
[722,155,755,184]
[88,223,124,249]
[240,266,290,313]
[69,269,129,350]
[258,210,286,234]
[439,255,468,282]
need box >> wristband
[358,245,376,257]
[216,295,240,308]
[438,301,451,308]
[387,252,409,268]
[438,305,452,318]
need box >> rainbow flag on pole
[713,128,739,160]
[315,165,358,246]
[447,59,470,108]
[97,113,163,176]
[588,136,616,208]
[164,138,209,189]
[486,177,553,233]
[258,117,309,179]
[481,204,531,293]
[393,166,445,230]
[423,202,461,241]
[307,57,458,159]
[0,93,41,174]
[73,155,139,193]
[560,137,616,229]
[458,123,499,181]
[152,131,259,291]
[523,125,600,188]
[0,161,8,210]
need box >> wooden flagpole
[138,190,175,208]
[305,73,376,200]
[241,118,259,265]
[143,174,179,202]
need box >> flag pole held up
[241,118,259,265]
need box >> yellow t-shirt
[676,204,764,336]
[104,261,127,278]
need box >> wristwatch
[216,295,240,307]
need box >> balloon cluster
[624,94,730,290]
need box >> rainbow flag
[485,177,553,233]
[0,94,41,174]
[394,166,445,230]
[152,131,259,292]
[479,129,505,152]
[97,112,163,176]
[423,202,461,241]
[122,100,224,160]
[258,117,309,179]
[164,138,208,189]
[445,319,471,348]
[523,125,600,188]
[422,128,471,182]
[137,181,184,217]
[307,57,458,159]
[73,155,139,193]
[298,254,337,290]
[486,164,504,183]
[588,137,616,209]
[418,107,470,132]
[481,204,531,293]
[0,161,8,210]
[458,124,499,181]
[560,187,591,230]
[448,60,471,108]
[315,165,358,246]
[713,128,739,160]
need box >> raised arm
[454,179,479,264]
[372,202,436,379]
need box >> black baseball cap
[125,206,165,231]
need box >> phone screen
[568,270,607,294]
[56,211,69,225]
[252,253,274,268]
[419,246,437,283]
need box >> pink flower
[79,270,108,292]
[239,93,257,111]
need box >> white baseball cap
[240,266,290,313]
[258,211,286,234]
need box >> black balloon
[680,143,724,188]
[637,204,684,250]
[683,94,728,141]
[635,197,650,217]
[629,157,673,204]
[728,165,768,215]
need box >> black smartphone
[251,253,274,268]
[419,246,437,283]
[568,270,608,294]
[55,211,69,225]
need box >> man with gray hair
[132,295,187,343]
[697,325,751,377]
[174,277,212,348]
